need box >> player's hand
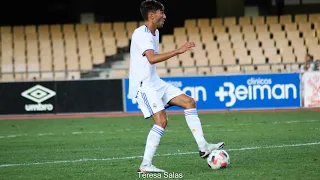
[177,42,195,54]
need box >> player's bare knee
[153,111,168,128]
[155,117,167,128]
[185,97,196,109]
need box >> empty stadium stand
[1,13,320,81]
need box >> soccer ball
[207,150,230,170]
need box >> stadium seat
[252,16,265,25]
[113,22,125,32]
[276,39,289,48]
[230,33,243,43]
[233,41,246,50]
[174,27,186,36]
[237,55,252,64]
[199,26,213,36]
[282,53,296,63]
[201,32,214,43]
[290,38,305,48]
[246,40,260,49]
[28,72,40,80]
[204,41,218,50]
[185,19,197,28]
[211,66,226,74]
[267,54,282,63]
[244,32,257,42]
[272,31,286,40]
[179,52,194,67]
[222,53,236,65]
[234,47,248,57]
[188,34,202,44]
[184,67,197,76]
[286,30,301,40]
[193,51,208,66]
[279,15,292,24]
[126,21,138,39]
[198,67,211,75]
[1,74,15,81]
[269,24,282,32]
[92,49,105,65]
[255,25,269,34]
[162,43,176,52]
[166,56,180,67]
[216,33,229,43]
[187,27,200,36]
[101,23,113,36]
[227,25,241,34]
[139,21,145,26]
[271,64,285,72]
[295,14,307,23]
[67,72,81,80]
[295,51,307,63]
[169,68,184,76]
[261,39,275,49]
[224,17,236,26]
[41,72,54,80]
[250,48,266,64]
[157,61,166,68]
[309,13,320,23]
[79,55,93,71]
[242,25,255,33]
[279,46,293,55]
[308,45,320,55]
[110,69,128,78]
[219,41,232,50]
[197,18,210,27]
[243,65,256,73]
[284,23,298,31]
[257,65,271,73]
[287,64,300,72]
[238,16,251,26]
[305,36,319,47]
[227,65,241,74]
[266,16,278,25]
[213,26,226,34]
[298,22,312,32]
[264,47,278,57]
[175,35,188,45]
[157,68,168,77]
[1,64,13,75]
[211,18,223,27]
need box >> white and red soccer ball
[207,149,230,170]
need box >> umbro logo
[21,85,56,111]
[21,85,56,103]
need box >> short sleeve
[137,33,155,56]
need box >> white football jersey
[128,25,166,98]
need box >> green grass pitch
[0,111,320,180]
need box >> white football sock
[141,124,164,166]
[184,108,208,151]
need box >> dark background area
[1,0,320,34]
[0,79,124,114]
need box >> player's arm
[143,49,178,64]
[143,42,196,65]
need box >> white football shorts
[135,83,183,119]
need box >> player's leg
[136,89,167,172]
[163,85,224,158]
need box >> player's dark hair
[140,0,164,21]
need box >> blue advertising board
[123,73,301,112]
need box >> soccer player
[128,0,224,173]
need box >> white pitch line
[0,142,319,168]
